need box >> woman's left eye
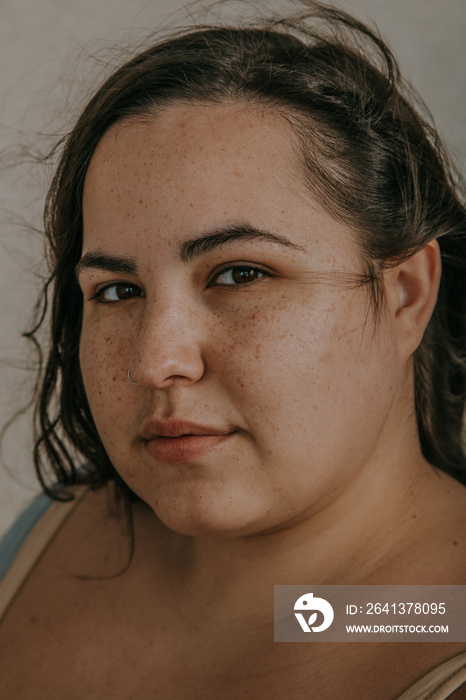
[211,266,268,286]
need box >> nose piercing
[128,369,139,386]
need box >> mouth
[141,420,236,463]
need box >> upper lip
[140,420,234,440]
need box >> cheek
[215,290,398,446]
[79,316,134,442]
[214,293,347,398]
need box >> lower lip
[144,434,233,463]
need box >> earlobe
[384,240,442,362]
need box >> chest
[2,597,463,700]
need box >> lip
[140,420,235,463]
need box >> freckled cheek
[79,318,134,412]
[216,293,382,423]
[214,303,335,398]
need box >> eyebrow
[179,223,305,262]
[75,252,138,278]
[76,223,304,277]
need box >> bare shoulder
[0,484,142,697]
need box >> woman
[1,2,466,697]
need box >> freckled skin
[79,103,419,539]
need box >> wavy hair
[28,1,466,500]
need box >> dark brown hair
[29,1,466,499]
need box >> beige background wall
[1,0,465,536]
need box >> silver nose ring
[128,369,139,386]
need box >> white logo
[294,592,334,632]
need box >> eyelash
[88,264,270,304]
[209,265,270,288]
[89,283,144,304]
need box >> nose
[129,297,205,388]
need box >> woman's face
[79,103,401,536]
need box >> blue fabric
[0,492,53,583]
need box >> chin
[142,486,274,538]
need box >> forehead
[82,102,360,267]
[84,103,300,202]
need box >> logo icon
[294,592,334,632]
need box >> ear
[383,240,442,363]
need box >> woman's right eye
[90,283,144,303]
